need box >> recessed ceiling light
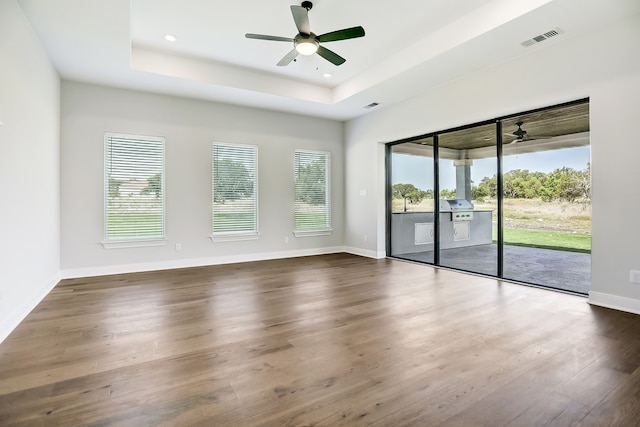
[164,34,177,42]
[323,73,332,78]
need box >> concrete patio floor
[394,244,591,295]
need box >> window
[294,150,331,236]
[212,143,258,240]
[104,133,165,246]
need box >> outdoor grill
[439,199,474,221]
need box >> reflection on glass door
[438,124,497,276]
[389,138,435,263]
[500,103,591,293]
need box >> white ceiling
[16,0,640,120]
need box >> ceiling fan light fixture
[295,38,319,55]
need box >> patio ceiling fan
[512,121,528,141]
[245,1,365,66]
[506,121,557,143]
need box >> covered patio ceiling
[394,101,589,160]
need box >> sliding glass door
[389,137,435,263]
[438,123,497,276]
[387,100,591,294]
[500,105,591,293]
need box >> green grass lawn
[294,211,329,229]
[494,227,591,253]
[213,212,256,232]
[107,212,163,239]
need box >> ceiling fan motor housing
[301,1,313,11]
[514,121,527,140]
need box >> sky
[392,146,591,191]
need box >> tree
[547,167,583,202]
[296,160,326,205]
[108,177,123,198]
[574,163,591,209]
[476,175,497,199]
[393,183,429,212]
[213,159,254,203]
[439,189,456,199]
[472,184,489,200]
[141,173,162,198]
[457,164,590,203]
[503,169,544,199]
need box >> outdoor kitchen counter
[390,210,494,255]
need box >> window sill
[293,229,333,238]
[210,232,260,243]
[101,238,167,249]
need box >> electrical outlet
[175,243,182,252]
[364,235,368,242]
[284,237,289,244]
[630,270,640,284]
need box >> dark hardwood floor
[1,253,639,426]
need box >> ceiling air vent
[521,27,564,47]
[364,102,380,109]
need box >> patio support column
[454,159,473,201]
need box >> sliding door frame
[386,98,590,287]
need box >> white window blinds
[212,143,258,236]
[294,150,331,233]
[104,133,165,241]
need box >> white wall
[60,82,344,277]
[0,0,61,342]
[589,73,640,312]
[345,13,640,313]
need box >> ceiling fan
[245,1,365,66]
[512,121,528,141]
[507,121,558,143]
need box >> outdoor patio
[394,244,591,295]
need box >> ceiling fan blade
[277,49,298,66]
[317,46,346,66]
[290,5,311,35]
[245,33,294,42]
[318,26,365,43]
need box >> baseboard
[0,273,61,344]
[588,291,640,315]
[344,246,386,259]
[60,246,347,279]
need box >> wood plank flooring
[1,253,639,426]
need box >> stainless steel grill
[439,199,474,221]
